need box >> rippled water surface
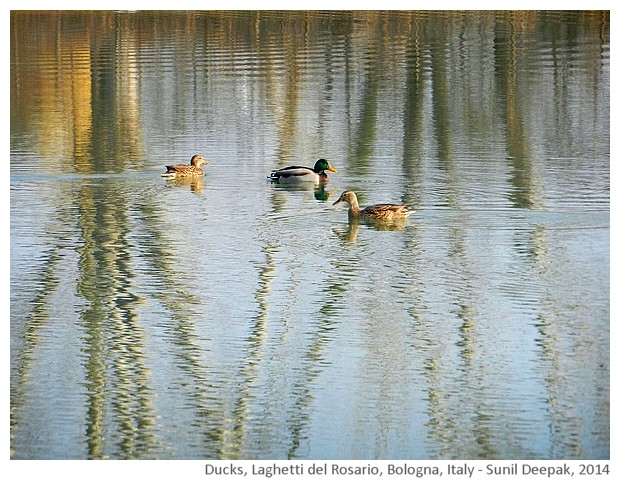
[10,10,609,460]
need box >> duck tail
[162,166,176,177]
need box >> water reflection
[269,181,332,202]
[76,183,156,459]
[333,218,410,243]
[10,246,64,459]
[10,10,609,460]
[165,176,206,194]
[130,186,231,459]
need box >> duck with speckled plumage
[162,155,209,178]
[333,190,414,220]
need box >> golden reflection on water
[166,176,206,194]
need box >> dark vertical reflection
[76,183,157,459]
[494,12,536,210]
[274,14,303,162]
[350,17,381,168]
[247,188,347,459]
[10,246,64,459]
[401,13,424,208]
[130,195,227,459]
[89,13,145,171]
[73,13,153,458]
[225,244,277,459]
[429,14,454,193]
[513,219,609,458]
[283,268,346,460]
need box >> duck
[268,158,337,183]
[162,155,209,178]
[333,190,414,220]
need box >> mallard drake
[162,155,209,178]
[268,158,337,183]
[333,190,413,220]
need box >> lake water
[10,10,610,460]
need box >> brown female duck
[333,190,413,220]
[162,155,209,178]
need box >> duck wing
[162,164,203,177]
[362,204,413,219]
[269,165,315,180]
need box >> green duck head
[313,158,337,174]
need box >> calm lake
[10,10,609,460]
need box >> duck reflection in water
[333,216,408,242]
[269,179,332,202]
[167,175,205,194]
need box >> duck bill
[332,198,343,206]
[327,166,337,172]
